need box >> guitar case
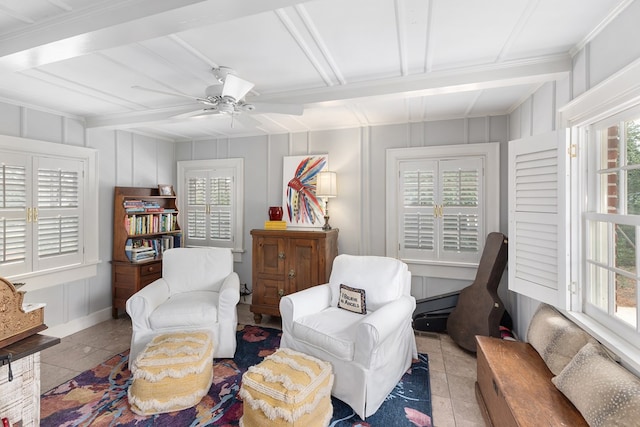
[446,232,508,352]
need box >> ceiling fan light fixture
[212,66,235,83]
[222,74,255,101]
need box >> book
[264,220,287,230]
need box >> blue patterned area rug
[41,325,432,426]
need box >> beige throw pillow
[526,303,596,375]
[552,342,640,427]
[337,284,366,314]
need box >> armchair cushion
[337,284,367,314]
[149,291,218,330]
[292,307,362,361]
[163,247,233,294]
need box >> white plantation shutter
[0,137,97,290]
[210,175,232,240]
[508,131,569,307]
[400,161,436,259]
[0,153,31,276]
[184,168,235,247]
[440,158,483,262]
[34,157,83,270]
[398,157,484,264]
[186,174,207,241]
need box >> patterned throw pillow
[526,303,597,375]
[337,284,366,314]
[552,342,640,427]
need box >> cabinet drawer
[140,272,161,286]
[140,262,161,276]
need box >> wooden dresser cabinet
[250,229,338,323]
[111,260,162,318]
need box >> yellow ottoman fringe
[128,331,214,416]
[240,348,334,427]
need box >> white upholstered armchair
[279,254,417,419]
[126,247,240,367]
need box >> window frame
[559,57,640,373]
[386,143,500,280]
[0,135,99,292]
[177,158,244,262]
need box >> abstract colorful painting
[282,154,328,228]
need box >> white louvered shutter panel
[0,153,32,276]
[209,169,233,243]
[184,168,234,247]
[508,131,569,308]
[185,171,207,246]
[34,157,84,271]
[440,158,483,263]
[399,160,437,260]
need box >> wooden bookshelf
[111,186,181,318]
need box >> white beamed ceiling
[0,0,631,141]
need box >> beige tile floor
[40,303,484,426]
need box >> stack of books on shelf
[125,244,156,263]
[264,220,287,230]
[125,234,182,262]
[124,200,176,214]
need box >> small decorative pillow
[527,303,597,375]
[337,284,366,314]
[552,342,640,426]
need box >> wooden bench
[475,335,588,427]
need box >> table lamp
[315,171,337,231]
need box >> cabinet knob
[288,269,295,278]
[148,266,154,272]
[278,289,284,297]
[278,252,285,260]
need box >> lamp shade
[222,73,255,100]
[316,171,337,198]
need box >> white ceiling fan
[133,67,304,122]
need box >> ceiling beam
[0,0,306,74]
[247,54,572,106]
[86,54,571,129]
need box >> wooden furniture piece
[111,186,181,318]
[1,334,59,427]
[0,277,47,348]
[446,232,508,352]
[475,336,587,427]
[250,228,338,324]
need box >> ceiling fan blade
[250,102,304,116]
[172,108,220,120]
[132,85,209,103]
[234,114,261,128]
[222,74,254,100]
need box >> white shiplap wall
[0,102,510,337]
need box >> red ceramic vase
[268,206,283,221]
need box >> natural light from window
[586,117,640,330]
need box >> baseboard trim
[45,307,113,338]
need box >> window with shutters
[0,136,98,291]
[177,159,244,261]
[387,143,500,280]
[519,62,640,370]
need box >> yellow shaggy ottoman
[127,331,213,416]
[239,347,334,427]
